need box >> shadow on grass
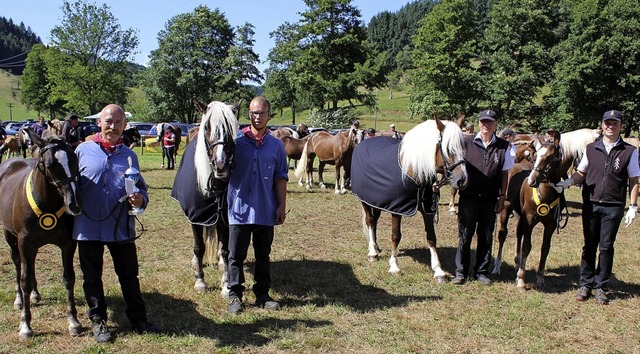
[272,260,436,312]
[106,292,331,347]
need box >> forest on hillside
[0,16,42,75]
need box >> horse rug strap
[352,137,432,216]
[532,187,559,216]
[171,139,225,226]
[26,170,66,230]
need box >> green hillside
[0,70,38,122]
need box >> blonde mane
[399,120,465,185]
[561,128,600,160]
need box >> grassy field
[1,148,640,353]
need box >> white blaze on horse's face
[529,146,548,186]
[53,149,82,215]
[212,127,229,179]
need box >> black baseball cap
[602,110,622,122]
[479,110,497,121]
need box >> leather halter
[25,170,65,230]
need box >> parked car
[148,123,194,137]
[78,121,100,136]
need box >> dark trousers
[227,224,274,299]
[165,146,175,169]
[456,195,497,277]
[580,202,624,290]
[78,241,147,325]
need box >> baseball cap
[502,128,515,136]
[479,110,497,121]
[602,110,622,122]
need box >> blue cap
[602,110,622,122]
[479,109,497,121]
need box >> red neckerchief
[93,133,124,153]
[242,126,270,146]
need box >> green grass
[1,150,640,352]
[0,71,39,122]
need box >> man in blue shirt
[226,96,288,314]
[73,104,160,342]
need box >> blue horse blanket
[171,138,227,226]
[351,137,434,216]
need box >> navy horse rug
[171,138,227,226]
[351,137,434,216]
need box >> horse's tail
[295,139,309,179]
[203,226,218,267]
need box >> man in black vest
[554,109,639,305]
[453,110,514,285]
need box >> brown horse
[0,130,82,339]
[156,123,182,168]
[492,131,563,290]
[295,128,362,194]
[0,136,20,163]
[351,118,468,281]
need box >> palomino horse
[0,136,20,163]
[0,131,82,339]
[295,128,361,194]
[492,131,563,289]
[351,118,468,281]
[559,128,601,178]
[171,101,238,295]
[156,123,182,169]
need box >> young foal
[492,132,563,290]
[0,131,82,339]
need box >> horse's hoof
[435,276,448,284]
[30,291,41,304]
[194,279,206,293]
[367,255,378,262]
[388,268,401,275]
[220,287,230,299]
[18,327,33,340]
[320,184,326,189]
[69,323,82,336]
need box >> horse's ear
[434,116,446,132]
[231,99,243,116]
[26,127,46,148]
[455,112,466,129]
[553,130,561,147]
[194,98,206,114]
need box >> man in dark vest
[554,109,639,305]
[454,109,514,285]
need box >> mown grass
[1,149,640,353]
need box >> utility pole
[6,103,13,120]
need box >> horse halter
[434,134,465,188]
[37,142,78,188]
[203,121,235,192]
[533,145,561,183]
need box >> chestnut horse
[0,130,82,339]
[492,131,563,289]
[351,118,468,281]
[171,101,238,295]
[295,128,362,194]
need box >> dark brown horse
[351,118,468,281]
[171,101,238,295]
[492,131,563,289]
[156,123,182,169]
[0,130,82,339]
[295,128,362,194]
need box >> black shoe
[475,274,492,285]
[91,317,113,343]
[133,320,161,334]
[452,276,466,285]
[576,286,591,302]
[593,288,609,305]
[255,296,280,310]
[228,296,244,314]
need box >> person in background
[454,109,515,286]
[163,125,176,170]
[31,116,46,137]
[62,114,86,150]
[297,123,309,138]
[464,123,475,136]
[554,109,639,305]
[226,96,289,314]
[390,124,401,139]
[500,128,516,142]
[73,104,160,343]
[365,128,376,139]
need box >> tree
[546,0,640,131]
[47,0,138,114]
[21,44,56,116]
[409,0,481,119]
[264,23,301,122]
[479,0,566,127]
[268,0,382,111]
[144,6,260,123]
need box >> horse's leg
[60,240,81,336]
[161,147,166,168]
[18,244,36,339]
[6,232,23,310]
[335,162,345,194]
[216,221,230,298]
[305,155,314,189]
[449,188,457,215]
[389,214,403,275]
[492,206,511,275]
[536,222,555,290]
[318,161,326,189]
[421,211,447,283]
[515,219,532,289]
[191,224,207,293]
[362,204,382,261]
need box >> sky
[4,0,410,75]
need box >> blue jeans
[227,225,274,299]
[580,201,624,290]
